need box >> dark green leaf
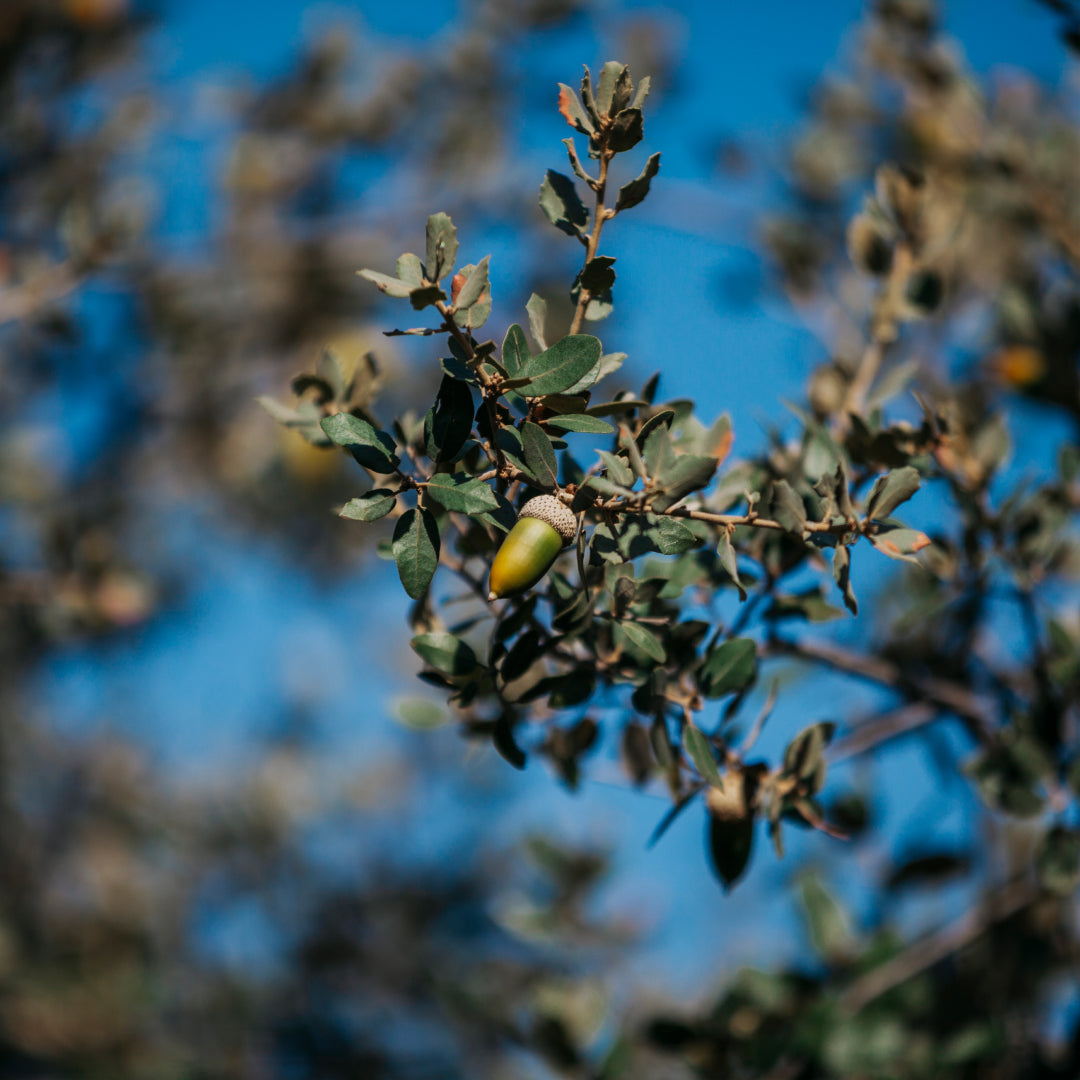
[409,284,447,310]
[393,508,440,599]
[321,413,400,473]
[615,621,667,663]
[651,454,718,512]
[615,152,661,212]
[543,413,615,434]
[865,465,921,520]
[833,545,858,615]
[492,714,527,769]
[425,212,458,281]
[718,530,747,600]
[700,637,757,698]
[501,629,544,683]
[410,630,476,676]
[597,450,634,487]
[608,107,643,152]
[340,489,397,521]
[579,255,616,293]
[684,722,723,786]
[561,350,626,395]
[502,323,530,376]
[424,474,499,514]
[652,516,698,555]
[539,170,589,237]
[424,375,474,463]
[783,722,836,788]
[517,335,603,397]
[521,422,559,488]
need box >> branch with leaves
[263,55,1080,894]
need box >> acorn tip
[487,591,498,603]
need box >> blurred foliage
[1,0,1080,1077]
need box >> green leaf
[771,479,808,536]
[394,697,448,729]
[543,413,615,434]
[700,637,757,698]
[517,335,603,397]
[868,524,931,563]
[520,422,559,488]
[423,474,499,514]
[597,450,634,487]
[579,255,616,293]
[630,75,651,110]
[718,531,747,601]
[539,170,589,237]
[424,375,474,464]
[409,284,447,310]
[865,465,921,520]
[321,413,400,473]
[799,875,853,961]
[392,508,440,599]
[561,351,626,396]
[557,82,596,134]
[833,545,857,615]
[452,263,491,329]
[783,722,836,789]
[454,254,490,310]
[502,323,530,376]
[684,721,723,786]
[526,293,548,351]
[425,211,458,281]
[608,107,643,152]
[652,516,698,555]
[410,630,477,676]
[615,620,667,663]
[615,151,661,212]
[651,454,718,513]
[340,489,397,521]
[358,268,413,298]
[395,252,424,287]
[595,61,624,115]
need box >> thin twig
[568,150,612,336]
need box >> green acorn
[488,495,576,601]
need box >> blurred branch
[838,876,1039,1015]
[769,638,996,746]
[829,702,939,763]
[0,259,83,325]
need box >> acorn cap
[519,495,576,545]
